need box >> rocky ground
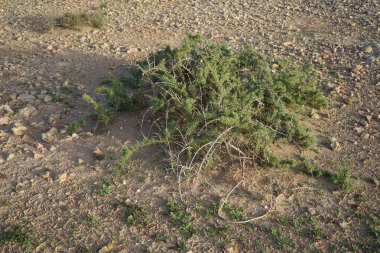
[0,0,379,252]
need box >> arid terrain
[0,0,379,252]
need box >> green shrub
[91,35,327,175]
[60,12,105,29]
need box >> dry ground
[0,0,379,252]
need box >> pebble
[330,138,342,151]
[55,172,68,183]
[12,123,28,136]
[7,153,14,161]
[43,95,53,103]
[93,147,105,160]
[16,105,37,120]
[42,127,58,143]
[0,116,10,125]
[0,156,5,164]
[48,113,61,125]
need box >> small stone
[0,156,5,164]
[42,127,58,143]
[34,152,44,160]
[43,95,53,103]
[41,171,51,181]
[310,109,321,119]
[12,123,28,136]
[0,116,10,125]
[330,138,342,151]
[338,220,348,229]
[354,127,364,133]
[77,158,84,165]
[363,133,370,140]
[6,153,14,161]
[48,113,61,125]
[0,104,13,115]
[93,147,105,160]
[363,45,373,54]
[55,172,68,183]
[17,93,35,102]
[16,105,37,120]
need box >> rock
[310,109,321,119]
[6,153,14,161]
[43,95,53,103]
[34,152,44,160]
[0,130,7,137]
[330,138,342,151]
[17,93,35,102]
[42,127,58,143]
[0,116,10,125]
[0,104,13,116]
[48,113,61,125]
[77,158,84,165]
[55,172,68,183]
[41,171,51,181]
[12,123,28,136]
[354,127,364,133]
[338,220,348,229]
[16,105,37,120]
[93,147,105,160]
[363,45,373,54]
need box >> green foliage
[367,216,380,244]
[86,214,99,227]
[294,157,353,191]
[332,165,353,191]
[270,227,295,250]
[112,137,159,177]
[86,35,326,178]
[96,178,112,196]
[96,75,142,111]
[125,205,151,226]
[82,93,110,126]
[167,199,194,234]
[65,117,87,135]
[60,12,105,29]
[0,226,34,251]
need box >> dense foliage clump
[86,35,326,174]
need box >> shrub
[59,12,105,29]
[90,35,327,176]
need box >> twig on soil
[217,180,279,224]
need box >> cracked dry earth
[0,0,379,252]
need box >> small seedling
[270,227,295,250]
[167,199,194,234]
[96,179,112,196]
[0,226,34,251]
[86,214,99,227]
[367,216,380,243]
[125,205,150,226]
